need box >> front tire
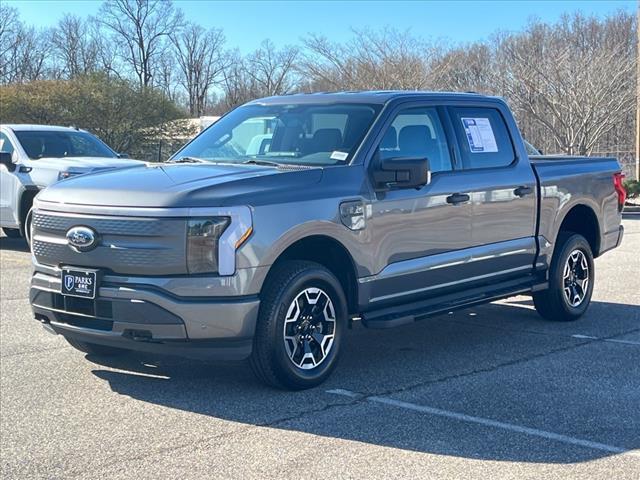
[65,337,126,357]
[250,261,347,390]
[533,233,594,322]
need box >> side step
[361,277,541,329]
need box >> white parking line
[572,334,640,346]
[327,389,639,457]
[326,388,360,398]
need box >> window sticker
[330,151,349,161]
[461,118,498,153]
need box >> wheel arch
[264,235,359,315]
[555,203,601,257]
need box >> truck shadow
[88,298,640,464]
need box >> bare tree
[52,14,102,78]
[495,13,636,155]
[301,28,434,91]
[155,48,180,102]
[429,42,496,94]
[216,42,300,113]
[0,4,21,82]
[172,23,226,116]
[245,39,299,96]
[99,0,183,88]
[1,18,52,84]
[218,50,255,111]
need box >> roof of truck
[1,124,86,132]
[249,90,499,106]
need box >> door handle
[446,193,470,205]
[514,186,533,197]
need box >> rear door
[447,104,538,281]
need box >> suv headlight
[187,218,230,274]
[58,171,80,181]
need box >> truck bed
[530,155,623,259]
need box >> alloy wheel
[283,287,336,370]
[562,249,590,307]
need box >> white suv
[0,124,142,242]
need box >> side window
[450,107,515,169]
[0,133,15,154]
[379,107,452,173]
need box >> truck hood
[36,162,324,208]
[37,156,144,171]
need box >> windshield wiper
[242,159,283,167]
[167,156,209,164]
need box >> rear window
[450,107,515,169]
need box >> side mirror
[372,155,431,190]
[117,153,129,159]
[0,152,15,172]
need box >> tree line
[0,0,636,162]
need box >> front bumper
[30,271,260,361]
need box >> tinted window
[14,130,116,160]
[379,107,452,173]
[451,107,515,169]
[175,103,382,166]
[0,133,14,154]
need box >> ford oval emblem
[66,226,98,252]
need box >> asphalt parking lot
[1,216,638,479]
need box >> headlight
[58,171,79,181]
[186,217,230,274]
[185,206,253,276]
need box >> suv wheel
[250,261,347,390]
[65,337,126,357]
[533,233,594,322]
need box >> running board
[361,277,539,329]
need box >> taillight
[613,173,626,211]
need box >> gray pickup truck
[29,92,626,389]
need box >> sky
[5,0,637,52]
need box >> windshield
[15,130,117,160]
[174,103,382,166]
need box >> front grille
[33,212,177,237]
[32,210,188,275]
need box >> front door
[0,132,19,227]
[361,105,473,308]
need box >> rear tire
[533,233,594,322]
[1,228,21,238]
[250,260,347,390]
[65,337,126,357]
